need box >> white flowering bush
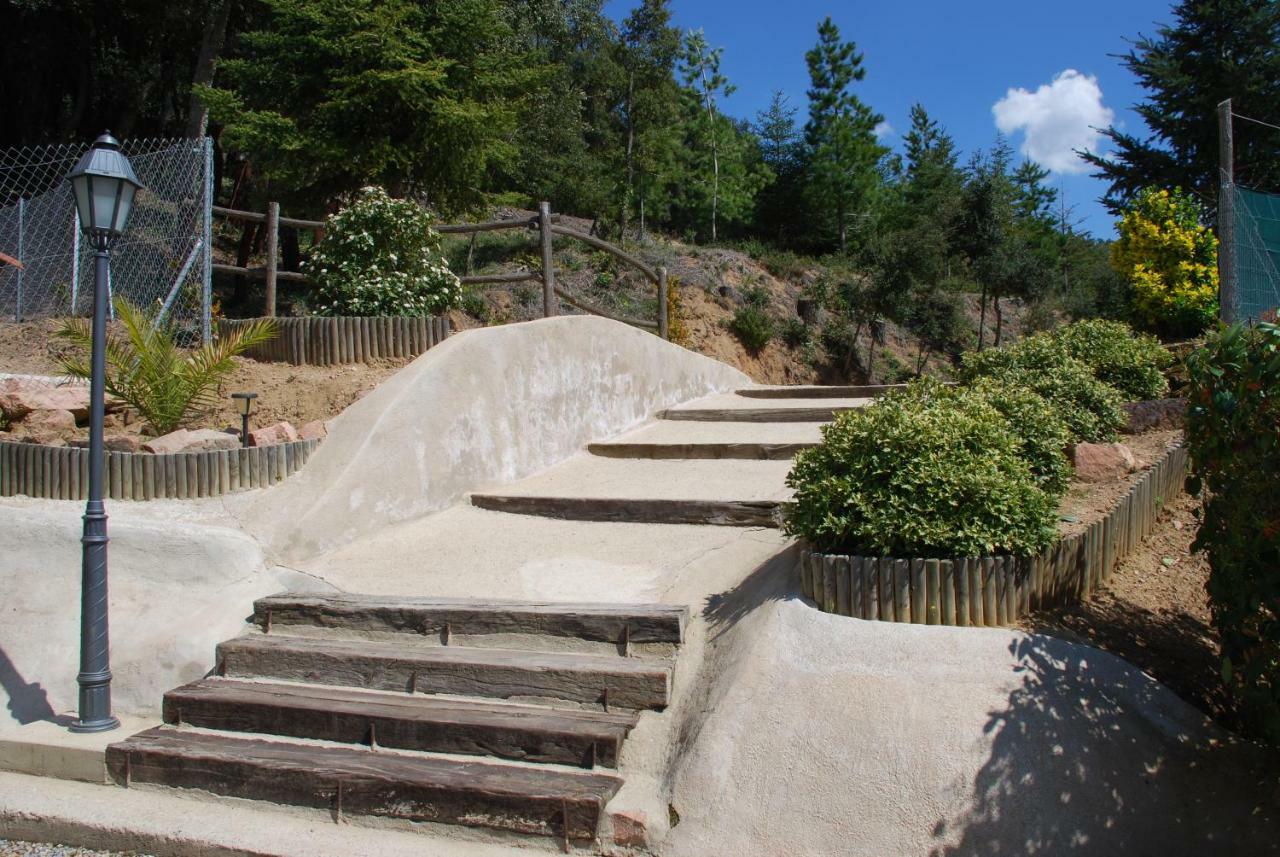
[304,186,461,317]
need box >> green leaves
[56,300,278,436]
[1185,321,1280,744]
[304,186,461,318]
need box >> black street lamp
[231,392,258,447]
[66,132,142,733]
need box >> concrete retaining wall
[229,315,751,563]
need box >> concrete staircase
[105,385,866,851]
[471,386,870,527]
[107,593,686,848]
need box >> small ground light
[232,392,258,447]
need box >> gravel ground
[0,841,151,856]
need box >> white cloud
[992,69,1113,174]
[874,120,894,140]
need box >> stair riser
[587,442,815,460]
[252,601,684,645]
[736,385,902,399]
[105,745,605,841]
[471,495,782,528]
[216,643,671,710]
[162,695,624,768]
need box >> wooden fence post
[539,201,556,318]
[265,201,280,317]
[658,266,669,340]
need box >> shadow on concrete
[701,545,795,640]
[0,645,71,726]
[930,634,1280,856]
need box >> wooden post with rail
[264,201,280,317]
[539,201,556,318]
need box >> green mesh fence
[1233,185,1280,322]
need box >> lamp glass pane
[90,177,122,232]
[111,183,137,234]
[71,176,93,233]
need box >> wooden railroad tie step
[586,441,815,461]
[106,726,622,842]
[216,634,673,710]
[735,385,901,399]
[163,679,638,768]
[253,593,686,646]
[470,494,783,528]
[659,405,856,422]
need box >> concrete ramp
[230,316,748,562]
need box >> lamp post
[231,392,258,447]
[66,132,142,733]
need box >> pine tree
[754,91,806,245]
[802,17,887,252]
[1082,0,1280,214]
[619,0,682,236]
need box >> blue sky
[604,0,1179,237]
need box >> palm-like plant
[57,299,277,435]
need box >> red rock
[1072,442,1137,483]
[610,809,650,849]
[72,436,142,453]
[298,420,327,441]
[11,408,78,444]
[1121,398,1186,433]
[0,378,121,422]
[142,428,240,454]
[248,421,299,447]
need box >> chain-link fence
[0,137,212,342]
[1233,185,1280,322]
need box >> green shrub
[959,335,1127,443]
[784,385,1059,557]
[1185,321,1280,744]
[898,378,1073,497]
[741,285,771,308]
[1050,319,1171,401]
[304,186,460,317]
[57,299,277,435]
[730,305,774,353]
[780,317,810,349]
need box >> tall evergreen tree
[619,0,682,236]
[1082,0,1280,214]
[754,91,806,245]
[802,17,887,252]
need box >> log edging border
[797,443,1189,626]
[0,438,320,501]
[217,315,451,366]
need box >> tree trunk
[622,70,635,238]
[233,221,258,309]
[994,295,1004,347]
[837,199,847,254]
[701,68,719,244]
[866,325,878,384]
[977,283,988,350]
[281,226,301,272]
[185,0,233,138]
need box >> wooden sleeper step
[470,494,783,527]
[735,385,902,399]
[587,441,815,460]
[164,679,638,768]
[217,634,673,710]
[659,405,856,422]
[253,593,686,645]
[106,726,622,842]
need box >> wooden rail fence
[213,200,669,339]
[217,316,450,366]
[0,438,320,501]
[798,443,1188,626]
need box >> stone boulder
[248,421,299,447]
[10,408,78,444]
[1121,398,1186,434]
[142,428,241,455]
[1072,442,1138,483]
[71,436,142,453]
[298,420,327,441]
[0,378,103,422]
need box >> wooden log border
[797,443,1189,627]
[216,316,451,366]
[0,438,320,501]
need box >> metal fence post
[70,209,80,314]
[658,265,669,340]
[1218,99,1237,323]
[15,197,23,321]
[539,201,555,318]
[202,136,214,343]
[265,200,280,317]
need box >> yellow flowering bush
[1111,187,1218,337]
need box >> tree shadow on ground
[1024,596,1233,730]
[931,634,1280,856]
[701,545,794,640]
[0,645,70,726]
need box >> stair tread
[254,592,685,643]
[167,678,640,731]
[107,727,621,839]
[217,634,672,709]
[736,384,905,399]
